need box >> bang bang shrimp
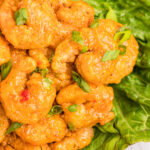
[0,56,56,124]
[51,127,94,150]
[76,19,139,84]
[57,83,114,129]
[15,115,67,145]
[0,0,72,49]
[56,1,94,28]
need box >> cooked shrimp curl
[57,83,114,128]
[0,56,56,124]
[51,127,94,150]
[56,1,95,28]
[16,115,67,145]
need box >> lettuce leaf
[114,72,150,106]
[113,89,150,144]
[81,127,128,150]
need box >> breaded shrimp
[76,19,139,84]
[0,104,9,143]
[0,36,11,65]
[51,127,94,150]
[11,48,27,65]
[57,83,114,128]
[0,57,56,124]
[0,134,51,150]
[16,115,67,145]
[0,0,75,49]
[57,1,95,28]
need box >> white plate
[126,142,150,150]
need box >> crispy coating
[16,115,67,145]
[0,56,56,124]
[0,0,76,49]
[0,134,51,150]
[0,36,11,65]
[51,127,94,150]
[0,104,9,143]
[48,0,72,11]
[29,48,50,69]
[76,19,139,84]
[47,73,73,91]
[57,83,114,127]
[57,1,94,28]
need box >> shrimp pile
[0,0,138,149]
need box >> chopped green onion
[68,104,78,112]
[71,31,84,45]
[101,50,120,62]
[106,8,118,22]
[1,60,12,80]
[5,122,23,135]
[90,19,99,28]
[42,78,53,90]
[119,45,126,55]
[80,46,88,54]
[68,122,75,131]
[56,73,60,77]
[48,105,63,116]
[40,68,48,78]
[15,8,28,26]
[72,71,91,93]
[0,31,2,35]
[32,67,40,74]
[49,51,55,63]
[114,30,131,45]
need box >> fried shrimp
[0,104,9,143]
[0,36,11,66]
[51,127,94,150]
[0,0,59,49]
[56,1,95,28]
[16,115,67,145]
[57,83,114,128]
[76,19,139,84]
[0,56,56,124]
[0,134,51,150]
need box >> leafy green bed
[80,0,150,149]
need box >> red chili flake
[37,61,41,66]
[20,90,29,103]
[93,100,97,103]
